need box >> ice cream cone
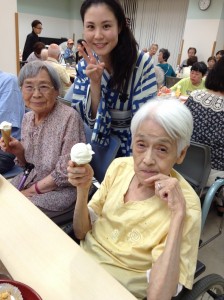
[70,143,95,165]
[0,121,12,148]
[1,128,11,147]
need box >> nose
[143,148,155,165]
[94,28,103,39]
[32,87,41,96]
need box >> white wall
[182,0,224,63]
[0,0,17,74]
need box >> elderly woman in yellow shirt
[67,98,201,300]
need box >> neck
[98,55,112,74]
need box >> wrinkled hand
[21,186,36,198]
[0,136,23,156]
[67,160,94,190]
[78,41,105,83]
[145,174,186,218]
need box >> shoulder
[0,72,18,88]
[55,101,82,120]
[107,157,134,175]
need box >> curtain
[120,0,189,68]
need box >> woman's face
[21,69,59,116]
[132,119,186,187]
[190,70,203,85]
[83,4,119,61]
[158,52,164,63]
[207,59,216,69]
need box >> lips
[93,43,107,49]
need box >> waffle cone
[1,128,11,147]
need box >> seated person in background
[40,48,48,61]
[182,56,198,78]
[142,47,148,53]
[46,43,72,97]
[27,42,46,63]
[185,56,224,187]
[215,50,224,61]
[157,48,176,84]
[170,61,207,96]
[0,70,25,174]
[206,56,216,74]
[67,99,201,300]
[0,61,85,213]
[75,39,87,65]
[64,39,75,65]
[179,47,197,71]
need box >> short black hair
[191,61,207,76]
[188,47,197,54]
[205,56,224,92]
[207,56,216,63]
[216,50,224,57]
[31,20,42,28]
[187,56,198,66]
[159,48,170,62]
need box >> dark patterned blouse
[185,90,224,171]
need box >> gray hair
[131,98,193,155]
[18,61,61,91]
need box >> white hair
[131,98,193,155]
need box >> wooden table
[0,175,136,300]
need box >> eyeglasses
[35,27,43,30]
[23,84,54,94]
[68,43,74,45]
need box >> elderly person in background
[157,48,176,84]
[64,39,75,65]
[47,43,72,97]
[27,42,46,63]
[148,43,159,64]
[169,61,207,96]
[179,47,197,71]
[67,99,201,300]
[185,56,224,189]
[40,48,48,61]
[0,61,85,214]
[154,65,165,90]
[206,56,216,74]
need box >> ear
[176,146,188,165]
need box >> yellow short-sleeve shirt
[81,157,201,299]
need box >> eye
[157,146,167,153]
[103,24,111,29]
[86,24,94,30]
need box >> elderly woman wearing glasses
[0,61,85,214]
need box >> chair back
[174,141,211,196]
[165,76,181,88]
[84,123,121,183]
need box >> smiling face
[132,119,186,187]
[83,3,119,62]
[21,69,59,118]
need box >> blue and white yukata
[72,51,157,156]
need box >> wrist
[34,182,42,194]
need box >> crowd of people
[1,0,224,299]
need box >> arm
[76,42,105,118]
[0,136,26,166]
[145,174,186,300]
[132,53,157,114]
[21,174,57,197]
[67,161,94,239]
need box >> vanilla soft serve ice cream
[70,143,94,165]
[0,121,12,147]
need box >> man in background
[0,70,25,173]
[148,43,159,64]
[46,44,72,97]
[64,39,75,65]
